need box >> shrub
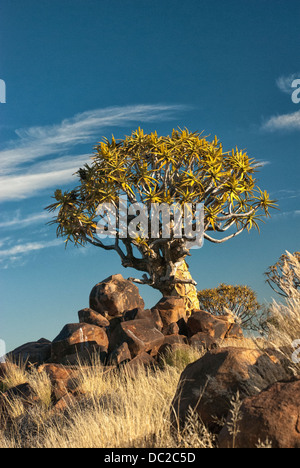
[197,283,262,331]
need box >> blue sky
[0,0,299,352]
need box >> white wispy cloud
[254,160,271,168]
[0,237,11,248]
[0,239,63,259]
[0,104,186,176]
[275,189,300,200]
[271,209,300,220]
[0,164,85,202]
[0,153,93,202]
[0,104,186,202]
[0,211,51,229]
[0,103,186,268]
[276,73,300,94]
[262,109,300,132]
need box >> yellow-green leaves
[46,127,276,247]
[253,188,278,217]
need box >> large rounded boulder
[170,347,290,431]
[218,377,300,448]
[89,274,145,317]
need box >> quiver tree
[265,251,300,298]
[46,128,277,314]
[197,283,262,331]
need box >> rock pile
[7,274,243,369]
[1,273,299,448]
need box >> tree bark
[152,259,200,315]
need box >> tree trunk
[156,260,200,315]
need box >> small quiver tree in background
[197,283,262,332]
[265,251,300,298]
[46,128,277,315]
[264,252,300,372]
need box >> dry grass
[0,337,270,449]
[2,253,299,449]
[266,252,300,374]
[0,347,217,449]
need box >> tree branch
[204,226,246,244]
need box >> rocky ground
[1,273,299,448]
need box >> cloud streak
[276,73,300,94]
[0,104,186,176]
[0,239,62,259]
[0,103,186,202]
[262,109,300,132]
[0,163,86,201]
[0,211,51,229]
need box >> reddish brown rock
[151,334,188,358]
[78,308,110,328]
[124,308,163,331]
[109,319,165,358]
[161,334,188,348]
[51,323,109,363]
[156,335,189,363]
[89,274,145,317]
[51,393,77,414]
[38,363,80,400]
[189,332,217,350]
[152,296,186,329]
[8,338,51,366]
[3,382,39,402]
[163,322,180,336]
[108,342,132,366]
[187,310,231,340]
[226,323,244,340]
[171,347,290,431]
[122,352,156,375]
[0,383,40,429]
[219,377,300,448]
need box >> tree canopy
[197,283,262,331]
[46,128,277,312]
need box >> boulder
[189,332,217,350]
[38,363,79,400]
[151,334,188,358]
[0,382,40,429]
[122,352,156,375]
[8,338,51,366]
[187,310,232,340]
[51,323,109,363]
[171,347,290,431]
[152,296,186,330]
[78,308,110,328]
[218,377,300,448]
[156,335,190,363]
[51,393,77,414]
[124,308,163,331]
[108,342,132,366]
[89,274,145,317]
[163,322,180,336]
[109,319,165,358]
[225,323,244,340]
